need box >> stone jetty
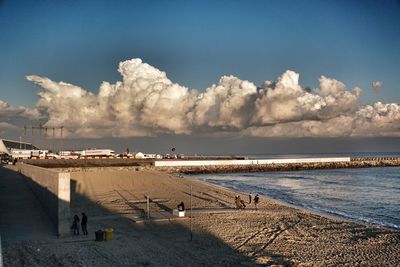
[155,157,400,174]
[20,156,400,174]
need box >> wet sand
[2,169,400,266]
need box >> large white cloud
[192,75,257,130]
[27,59,197,137]
[251,71,361,125]
[352,102,400,137]
[21,58,399,138]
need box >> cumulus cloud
[372,81,383,91]
[23,58,400,138]
[352,102,400,137]
[0,99,42,138]
[0,99,40,122]
[27,59,197,137]
[243,116,355,138]
[192,75,257,130]
[251,71,361,125]
[0,100,40,120]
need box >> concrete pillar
[58,172,71,237]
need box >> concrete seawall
[154,157,400,174]
[154,157,351,167]
[17,164,71,237]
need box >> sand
[2,169,400,266]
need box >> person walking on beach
[248,193,252,204]
[235,196,241,209]
[81,212,88,235]
[72,214,80,235]
[254,194,259,211]
[235,196,246,209]
[240,198,246,209]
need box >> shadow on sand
[0,165,293,266]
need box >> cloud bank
[10,58,399,138]
[0,100,41,133]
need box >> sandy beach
[2,168,400,266]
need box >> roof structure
[0,139,39,154]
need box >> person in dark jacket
[81,212,88,235]
[254,194,260,211]
[72,214,80,235]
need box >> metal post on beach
[190,183,193,241]
[146,195,150,220]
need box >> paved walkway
[0,166,56,241]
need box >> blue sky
[1,0,399,107]
[1,0,400,153]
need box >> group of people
[71,212,88,236]
[235,194,259,210]
[235,195,246,209]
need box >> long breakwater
[154,157,400,174]
[20,156,400,174]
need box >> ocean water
[189,167,400,229]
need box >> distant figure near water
[235,196,246,209]
[178,201,185,211]
[240,199,246,208]
[235,196,241,209]
[248,193,252,204]
[254,194,259,211]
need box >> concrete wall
[256,157,351,164]
[17,163,70,237]
[154,157,351,167]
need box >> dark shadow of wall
[15,164,71,237]
[2,166,290,266]
[68,176,264,266]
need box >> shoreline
[186,174,397,231]
[2,167,400,266]
[173,171,400,265]
[187,170,400,231]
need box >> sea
[189,152,400,229]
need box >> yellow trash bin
[104,228,113,241]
